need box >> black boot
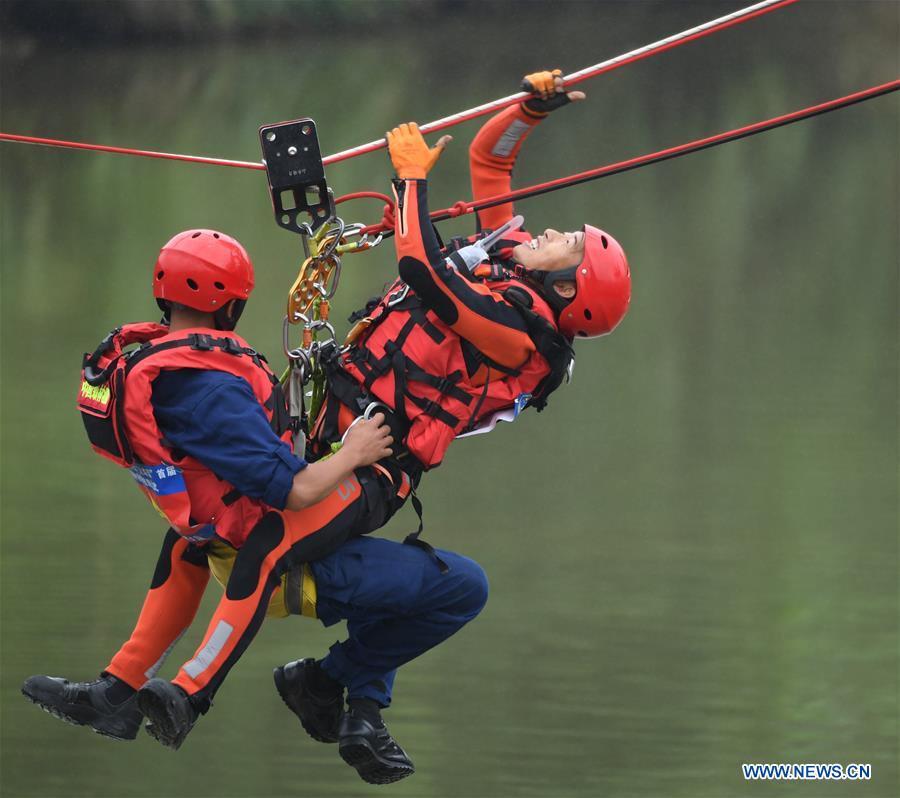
[137,679,199,751]
[273,658,345,744]
[21,672,142,741]
[338,699,415,785]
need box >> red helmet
[153,229,254,313]
[558,225,631,338]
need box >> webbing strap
[402,489,449,574]
[462,366,492,433]
[404,390,460,427]
[122,335,268,377]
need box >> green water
[1,3,897,797]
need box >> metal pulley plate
[259,117,331,233]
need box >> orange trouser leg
[172,476,368,709]
[105,529,210,690]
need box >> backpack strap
[502,286,574,412]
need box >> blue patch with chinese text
[130,463,188,496]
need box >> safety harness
[78,323,291,546]
[337,266,574,457]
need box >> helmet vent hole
[583,309,592,321]
[186,278,199,291]
[212,233,220,239]
[601,236,608,249]
[214,281,225,290]
[156,271,164,280]
[577,331,588,337]
[191,232,201,239]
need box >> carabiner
[307,318,337,340]
[363,401,391,420]
[283,313,312,357]
[312,257,341,300]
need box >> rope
[0,0,797,171]
[357,80,900,236]
[333,191,393,207]
[324,0,799,165]
[0,132,265,171]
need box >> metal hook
[307,318,337,340]
[297,224,313,260]
[283,313,313,357]
[320,217,346,260]
[311,257,341,300]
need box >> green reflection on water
[1,3,897,797]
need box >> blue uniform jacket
[151,369,306,511]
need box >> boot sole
[339,736,415,785]
[137,684,190,751]
[273,666,339,744]
[21,686,138,741]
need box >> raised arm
[387,124,536,369]
[469,69,585,231]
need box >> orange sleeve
[469,103,546,231]
[393,179,535,369]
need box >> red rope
[356,80,900,236]
[0,132,264,170]
[333,191,393,206]
[0,1,798,171]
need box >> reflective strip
[182,620,234,679]
[144,628,187,681]
[491,119,531,158]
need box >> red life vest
[77,323,292,547]
[340,275,572,469]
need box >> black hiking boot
[137,679,199,751]
[273,658,345,744]
[338,702,415,785]
[21,673,142,741]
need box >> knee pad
[149,529,182,589]
[226,513,285,601]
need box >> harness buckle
[420,398,440,417]
[434,376,457,394]
[221,337,243,356]
[189,333,214,351]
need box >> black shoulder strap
[502,287,574,412]
[124,334,286,438]
[123,334,271,379]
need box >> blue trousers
[310,536,489,706]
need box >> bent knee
[226,513,284,601]
[444,554,489,618]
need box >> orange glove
[521,69,563,99]
[520,68,585,114]
[386,122,451,180]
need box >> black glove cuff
[523,93,572,115]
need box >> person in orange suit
[23,69,631,786]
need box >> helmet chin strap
[516,265,577,318]
[156,298,172,325]
[213,300,246,332]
